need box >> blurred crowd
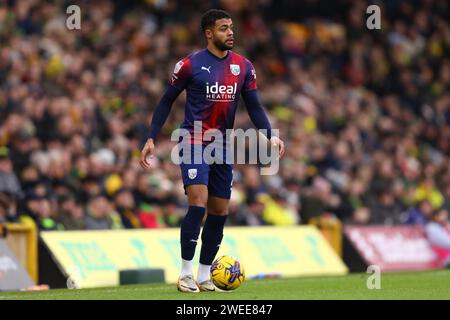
[0,0,449,231]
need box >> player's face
[210,18,234,51]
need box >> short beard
[213,38,233,51]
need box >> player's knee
[207,200,229,215]
[188,193,207,207]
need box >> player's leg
[180,184,208,273]
[177,184,208,292]
[197,195,230,291]
[178,151,209,292]
[197,163,233,291]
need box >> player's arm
[242,89,273,139]
[241,61,285,160]
[140,85,182,169]
[140,58,192,169]
[242,89,285,160]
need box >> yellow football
[210,255,245,291]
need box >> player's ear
[205,28,213,40]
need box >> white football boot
[197,279,228,292]
[177,275,200,293]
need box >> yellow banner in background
[41,226,348,288]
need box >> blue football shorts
[179,144,233,200]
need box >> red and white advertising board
[344,226,438,271]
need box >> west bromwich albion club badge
[230,64,240,76]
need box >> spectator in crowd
[162,199,183,227]
[301,176,340,223]
[114,188,141,229]
[233,194,268,226]
[350,207,371,225]
[21,190,63,231]
[0,192,18,223]
[0,0,449,229]
[84,194,123,230]
[367,190,405,225]
[59,193,85,230]
[0,147,23,199]
[404,199,434,225]
[425,208,450,268]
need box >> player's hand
[270,136,285,160]
[140,138,155,169]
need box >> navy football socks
[199,214,228,265]
[180,206,206,261]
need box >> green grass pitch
[1,270,450,300]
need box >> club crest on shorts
[230,64,240,76]
[188,168,197,180]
